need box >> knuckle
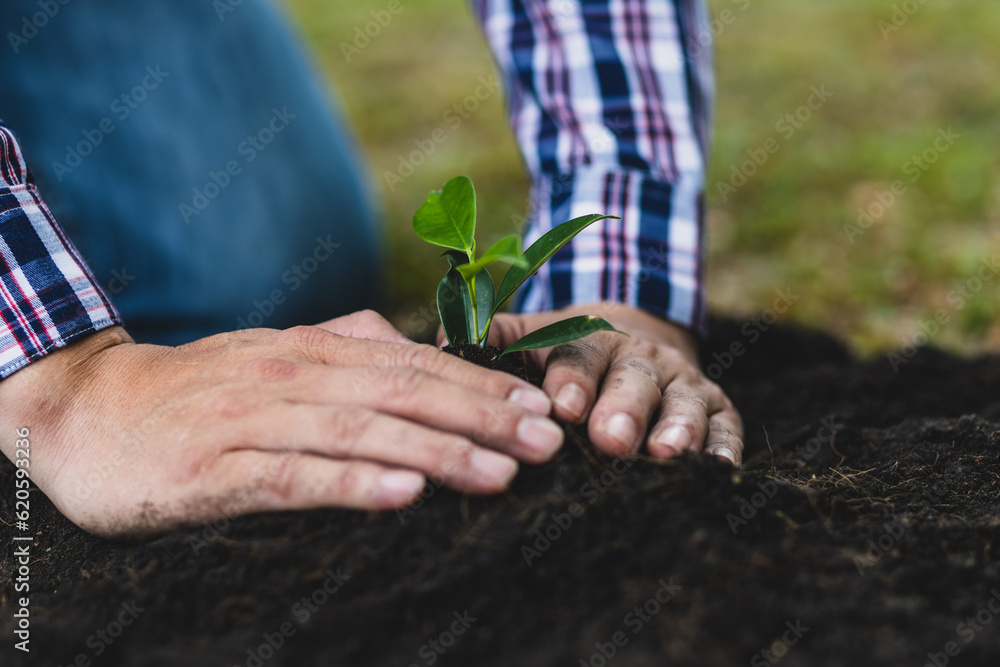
[436,438,476,478]
[356,308,384,324]
[256,453,302,502]
[378,367,430,403]
[281,325,339,356]
[665,360,701,386]
[398,342,446,371]
[327,463,365,500]
[548,338,603,369]
[240,357,302,382]
[663,387,710,413]
[326,408,376,454]
[608,355,660,388]
[658,344,689,367]
[202,391,255,421]
[629,338,660,359]
[708,416,740,441]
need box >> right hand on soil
[0,311,565,536]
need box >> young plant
[412,175,620,356]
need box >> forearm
[515,168,707,335]
[471,0,714,334]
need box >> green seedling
[412,175,621,356]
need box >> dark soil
[3,318,1000,666]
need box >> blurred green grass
[286,0,1000,355]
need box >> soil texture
[2,318,999,666]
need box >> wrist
[0,326,134,436]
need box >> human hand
[481,303,744,464]
[0,311,565,536]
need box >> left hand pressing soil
[480,302,744,464]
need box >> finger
[332,367,564,463]
[647,387,711,458]
[704,411,744,466]
[233,360,563,463]
[213,450,427,513]
[540,338,611,423]
[587,352,665,457]
[280,327,553,415]
[212,401,520,493]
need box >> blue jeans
[0,0,381,344]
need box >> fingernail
[509,388,551,415]
[602,413,638,451]
[471,449,519,485]
[713,449,738,466]
[377,471,425,504]
[554,383,588,419]
[655,425,692,453]
[516,415,564,458]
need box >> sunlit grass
[286,0,1000,355]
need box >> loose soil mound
[2,319,999,666]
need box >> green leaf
[493,214,618,315]
[413,175,476,253]
[437,265,471,346]
[437,253,495,346]
[499,316,619,356]
[473,268,495,342]
[456,234,528,281]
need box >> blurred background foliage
[286,0,1000,356]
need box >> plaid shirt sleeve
[472,0,713,334]
[0,122,121,379]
